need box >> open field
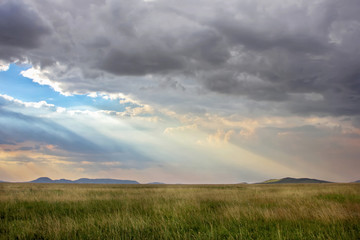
[0,183,359,239]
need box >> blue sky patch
[0,64,128,112]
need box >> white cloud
[206,129,235,144]
[21,65,72,96]
[163,124,197,135]
[0,94,55,109]
[0,60,9,72]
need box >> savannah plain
[0,183,359,239]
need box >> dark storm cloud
[209,15,329,54]
[202,69,289,101]
[101,49,184,75]
[2,0,360,117]
[0,0,50,61]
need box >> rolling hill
[258,177,331,184]
[30,177,139,184]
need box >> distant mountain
[73,178,139,184]
[258,177,332,184]
[30,177,53,183]
[30,177,139,184]
[147,182,165,184]
[56,179,73,183]
[354,180,360,183]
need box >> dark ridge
[30,177,53,183]
[258,177,332,184]
[57,178,73,183]
[29,177,139,184]
[73,178,139,184]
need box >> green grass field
[0,183,359,239]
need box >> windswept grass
[0,183,359,239]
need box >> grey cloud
[101,49,184,75]
[351,117,360,129]
[1,0,360,117]
[18,146,35,151]
[0,0,50,49]
[158,77,186,91]
[209,15,329,54]
[202,70,289,101]
[0,139,14,145]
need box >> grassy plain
[0,183,359,239]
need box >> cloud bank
[0,0,359,117]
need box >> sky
[0,0,359,183]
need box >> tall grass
[0,183,359,239]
